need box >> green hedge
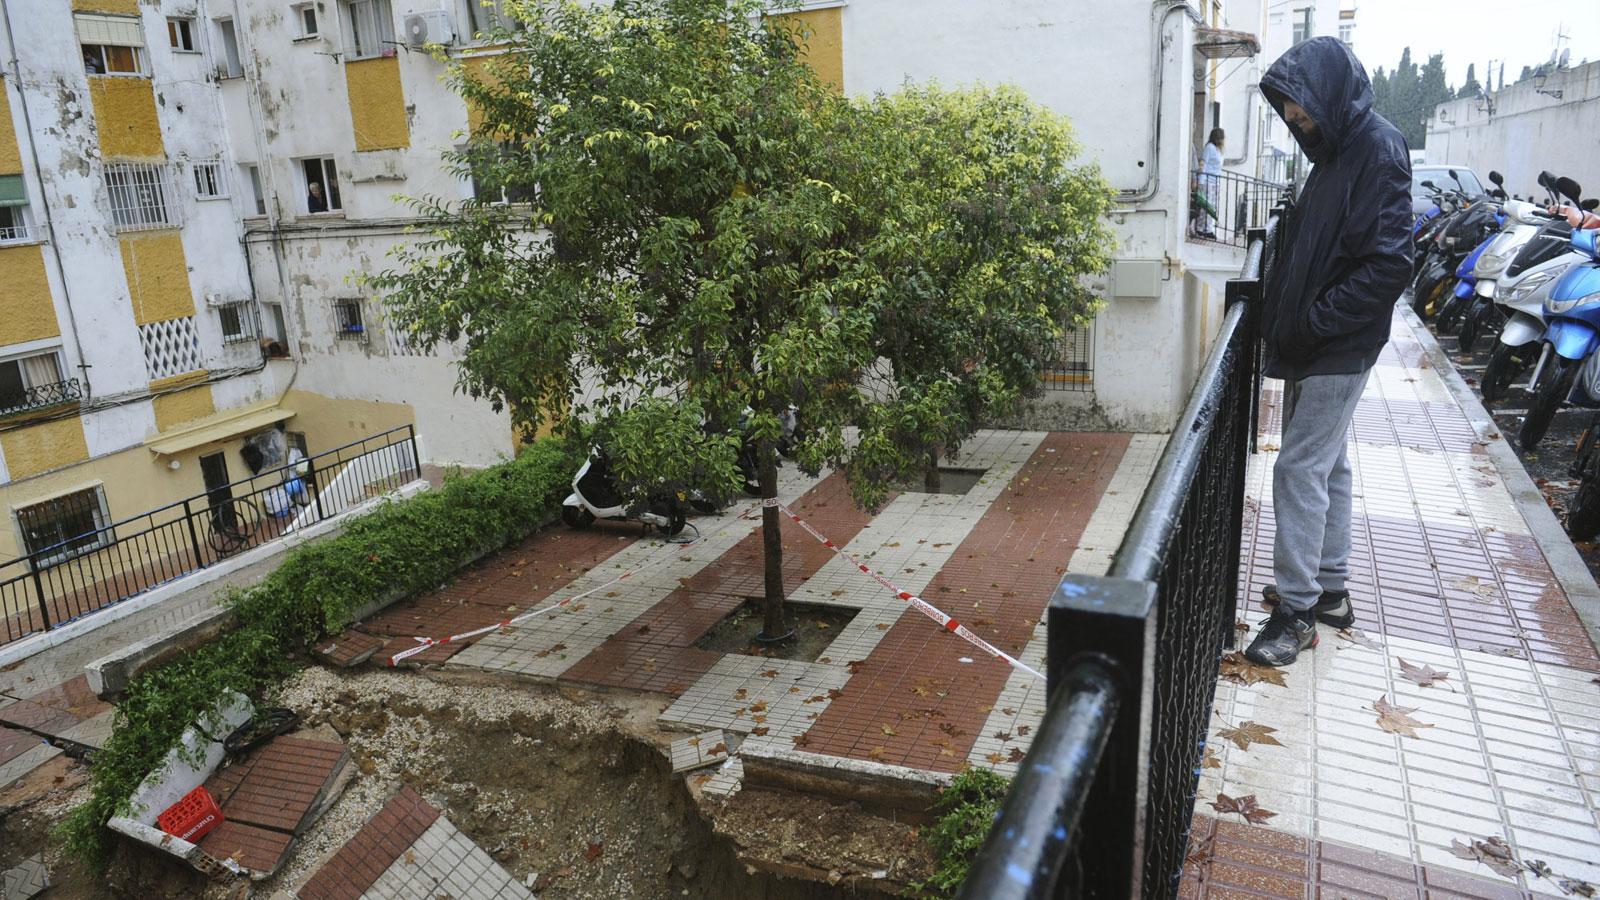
[59,437,579,864]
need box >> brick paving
[193,735,347,874]
[799,432,1131,771]
[299,785,440,900]
[1186,312,1600,896]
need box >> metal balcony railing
[0,377,83,417]
[959,213,1279,900]
[1189,169,1289,249]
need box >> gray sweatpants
[1273,369,1370,612]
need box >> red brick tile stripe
[198,821,294,874]
[204,737,347,838]
[800,433,1130,771]
[1182,814,1537,899]
[561,473,880,695]
[0,725,39,767]
[298,785,440,900]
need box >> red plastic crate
[157,785,224,843]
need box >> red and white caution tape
[387,533,704,666]
[762,497,1045,682]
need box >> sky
[1351,0,1600,89]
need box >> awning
[75,13,145,48]
[1196,26,1260,60]
[145,399,293,456]
[0,175,25,208]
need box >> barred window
[16,485,111,564]
[0,349,73,416]
[217,300,258,344]
[104,163,178,231]
[334,298,366,340]
[192,161,226,199]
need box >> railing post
[307,455,327,523]
[183,499,205,568]
[1049,574,1156,898]
[408,425,421,479]
[29,556,51,632]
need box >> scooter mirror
[1422,180,1437,190]
[1556,176,1584,203]
[1489,171,1504,185]
[1585,199,1600,212]
[1539,170,1555,187]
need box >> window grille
[104,163,178,232]
[16,486,111,564]
[1040,326,1094,392]
[0,351,78,416]
[334,299,366,340]
[217,301,258,344]
[192,161,226,199]
[139,316,203,379]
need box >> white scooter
[561,449,689,537]
[1482,231,1590,401]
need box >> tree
[1457,63,1481,99]
[1370,47,1455,149]
[376,0,1112,642]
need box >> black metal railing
[0,377,83,417]
[960,217,1276,900]
[1040,327,1094,393]
[0,425,420,647]
[1189,169,1287,248]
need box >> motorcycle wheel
[649,500,688,537]
[1567,443,1600,539]
[690,496,720,514]
[1481,342,1531,403]
[561,505,595,528]
[1436,287,1469,334]
[1519,356,1579,450]
[1458,301,1485,352]
[1410,266,1437,315]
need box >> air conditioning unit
[403,10,455,48]
[205,293,227,309]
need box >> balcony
[0,377,83,418]
[1188,169,1290,249]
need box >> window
[333,298,365,339]
[215,18,243,77]
[168,16,197,51]
[467,142,535,204]
[1338,23,1352,45]
[0,350,75,416]
[263,302,290,355]
[241,164,267,216]
[343,0,395,59]
[466,0,525,36]
[15,486,111,564]
[77,13,147,75]
[294,3,319,38]
[299,157,342,213]
[0,174,30,242]
[192,161,226,199]
[1291,8,1313,45]
[104,163,178,231]
[216,300,258,344]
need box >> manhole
[898,467,987,496]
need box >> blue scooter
[1518,229,1600,450]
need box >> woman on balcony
[1199,128,1225,239]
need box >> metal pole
[408,425,421,479]
[29,556,50,632]
[183,499,205,569]
[308,456,326,523]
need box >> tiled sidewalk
[1186,312,1600,898]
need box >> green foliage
[912,766,1013,898]
[57,438,578,866]
[1371,47,1456,149]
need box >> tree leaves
[1397,658,1451,688]
[1372,695,1434,738]
[1337,628,1383,651]
[1447,834,1594,891]
[1208,793,1276,825]
[1216,721,1282,752]
[1218,651,1287,688]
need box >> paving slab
[0,853,48,899]
[669,729,737,773]
[298,785,440,900]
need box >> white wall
[1426,61,1600,202]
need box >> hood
[1260,36,1374,163]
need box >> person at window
[1199,128,1224,238]
[307,181,328,213]
[83,47,106,74]
[1249,37,1412,667]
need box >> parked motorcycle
[562,448,691,536]
[1517,229,1600,450]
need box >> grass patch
[57,437,580,866]
[912,766,1011,898]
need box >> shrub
[913,766,1012,898]
[58,437,578,865]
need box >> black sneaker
[1244,605,1318,667]
[1260,584,1356,629]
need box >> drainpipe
[1121,0,1204,205]
[1,0,93,399]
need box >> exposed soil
[694,600,859,662]
[893,467,988,496]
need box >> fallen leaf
[1337,628,1383,651]
[826,688,844,700]
[1006,747,1025,763]
[585,841,604,861]
[938,722,964,737]
[1372,695,1434,738]
[985,752,1005,765]
[751,726,769,736]
[993,731,1013,742]
[1017,725,1031,736]
[881,724,897,736]
[816,621,830,630]
[1559,878,1596,897]
[847,660,867,674]
[404,849,416,865]
[1397,658,1451,688]
[874,623,890,630]
[1218,651,1288,687]
[749,701,768,713]
[1449,839,1480,862]
[759,669,779,678]
[1217,721,1283,751]
[1209,792,1277,825]
[1202,748,1221,769]
[792,733,810,748]
[868,746,886,760]
[1525,859,1553,879]
[733,688,748,700]
[708,742,728,756]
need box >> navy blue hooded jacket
[1259,37,1413,380]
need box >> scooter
[1517,229,1600,450]
[562,448,690,537]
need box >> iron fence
[1190,169,1287,249]
[0,377,82,417]
[0,425,420,647]
[959,216,1275,900]
[1040,326,1094,392]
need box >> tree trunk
[923,446,942,493]
[758,444,789,641]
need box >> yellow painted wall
[152,384,217,432]
[460,53,509,138]
[120,232,195,325]
[344,57,410,152]
[0,245,60,346]
[0,417,89,483]
[280,389,415,457]
[0,76,22,174]
[72,0,139,13]
[88,76,166,160]
[771,7,844,93]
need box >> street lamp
[1533,66,1563,99]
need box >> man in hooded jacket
[1247,37,1413,666]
